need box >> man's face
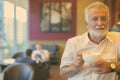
[36,44,42,50]
[85,7,109,38]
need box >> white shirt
[60,32,120,80]
[32,49,50,63]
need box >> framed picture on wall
[40,2,72,32]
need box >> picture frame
[40,2,72,32]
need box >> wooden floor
[48,65,67,80]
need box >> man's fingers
[76,51,82,56]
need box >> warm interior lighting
[3,59,15,64]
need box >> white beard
[93,30,107,37]
[89,26,108,38]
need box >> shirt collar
[106,33,112,42]
[84,32,112,46]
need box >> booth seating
[30,44,59,65]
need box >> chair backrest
[12,52,25,59]
[3,63,34,80]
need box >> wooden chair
[3,63,34,80]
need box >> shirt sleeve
[117,33,120,61]
[31,50,37,60]
[60,39,76,69]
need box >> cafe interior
[0,0,119,80]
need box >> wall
[118,0,120,13]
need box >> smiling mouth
[95,26,105,30]
[96,28,104,30]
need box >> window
[0,0,28,60]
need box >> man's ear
[84,21,88,28]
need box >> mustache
[95,25,105,29]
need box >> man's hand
[90,60,111,74]
[60,51,85,78]
[73,51,84,67]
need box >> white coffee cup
[82,52,101,65]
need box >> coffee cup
[82,52,100,65]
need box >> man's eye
[92,18,98,21]
[101,17,107,21]
[91,17,107,21]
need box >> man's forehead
[88,8,108,16]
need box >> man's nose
[97,19,104,25]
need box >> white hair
[84,2,110,22]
